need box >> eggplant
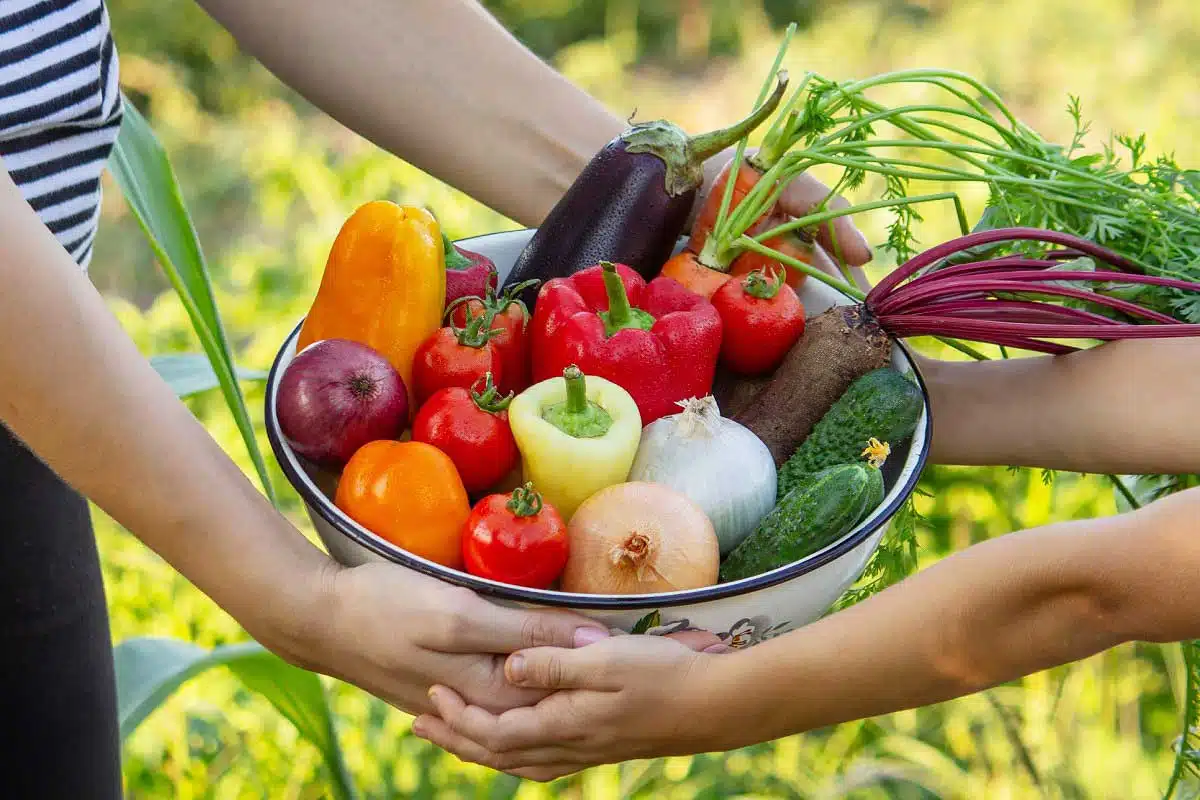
[502,72,789,310]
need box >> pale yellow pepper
[508,366,641,521]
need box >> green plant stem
[708,24,798,245]
[836,68,1026,130]
[735,235,863,299]
[754,191,971,249]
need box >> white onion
[628,395,776,554]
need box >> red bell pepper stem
[541,365,613,439]
[470,372,513,413]
[742,268,784,300]
[598,262,655,336]
[506,482,544,518]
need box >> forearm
[195,0,624,227]
[922,338,1200,474]
[0,174,329,658]
[706,486,1200,749]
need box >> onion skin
[276,338,409,467]
[561,482,719,595]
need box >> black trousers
[0,425,122,799]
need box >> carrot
[729,213,822,289]
[659,251,737,299]
[687,156,768,255]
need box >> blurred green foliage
[95,0,1200,796]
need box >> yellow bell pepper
[508,366,642,520]
[298,201,445,410]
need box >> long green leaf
[114,637,356,800]
[108,96,278,506]
[151,354,266,398]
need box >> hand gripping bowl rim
[263,229,933,610]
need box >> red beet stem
[867,227,1145,303]
[904,257,1068,284]
[878,323,1080,355]
[873,274,1189,323]
[890,298,1122,326]
[879,315,1200,341]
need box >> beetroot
[276,338,409,467]
[732,227,1200,462]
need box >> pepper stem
[743,268,784,300]
[540,365,614,439]
[470,372,513,413]
[598,262,655,337]
[506,482,544,518]
[689,71,790,163]
[442,232,473,271]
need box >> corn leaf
[150,354,266,398]
[114,637,356,800]
[107,96,278,506]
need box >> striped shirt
[0,0,122,270]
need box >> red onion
[276,338,409,467]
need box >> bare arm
[0,170,326,657]
[193,0,625,227]
[0,168,609,715]
[411,482,1200,777]
[923,338,1200,474]
[706,484,1200,749]
[410,336,1200,777]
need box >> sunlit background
[97,1,1200,797]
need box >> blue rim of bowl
[265,246,932,610]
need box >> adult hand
[291,561,614,717]
[409,633,732,781]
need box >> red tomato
[711,268,806,376]
[448,281,536,395]
[411,373,518,495]
[462,484,569,589]
[412,308,504,407]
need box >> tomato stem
[743,268,784,300]
[470,372,513,413]
[451,306,504,348]
[506,482,544,518]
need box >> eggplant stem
[690,71,790,164]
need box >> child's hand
[411,633,734,781]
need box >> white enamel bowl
[264,229,931,648]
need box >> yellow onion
[561,482,719,595]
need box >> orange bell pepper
[298,202,446,410]
[335,440,470,569]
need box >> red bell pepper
[529,261,723,423]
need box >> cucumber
[719,461,883,582]
[778,367,922,497]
